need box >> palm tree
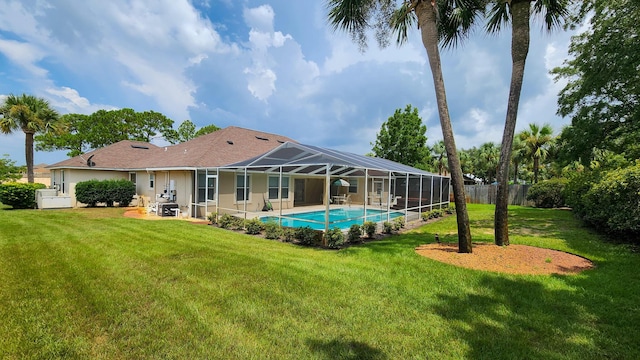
[490,0,570,246]
[519,123,553,183]
[479,142,500,183]
[431,140,448,175]
[326,0,484,253]
[0,94,60,183]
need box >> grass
[0,204,638,359]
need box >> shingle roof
[48,126,296,170]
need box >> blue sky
[0,0,579,166]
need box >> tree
[519,123,553,183]
[0,94,60,183]
[327,0,484,253]
[489,0,570,246]
[36,108,175,156]
[194,124,221,138]
[478,142,500,183]
[372,105,428,168]
[429,140,448,175]
[0,155,24,182]
[552,0,640,165]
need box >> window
[129,172,137,185]
[268,176,289,200]
[197,173,216,201]
[236,174,251,201]
[348,178,358,193]
[149,173,155,189]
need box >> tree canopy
[552,0,640,165]
[0,155,24,183]
[36,108,175,157]
[371,105,428,168]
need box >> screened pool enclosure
[193,142,450,232]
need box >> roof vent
[131,144,149,149]
[86,154,95,167]
[227,140,234,145]
[255,136,269,141]
[277,140,285,143]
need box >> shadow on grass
[306,338,387,360]
[433,274,605,359]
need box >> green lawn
[1,204,638,359]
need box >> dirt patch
[415,242,594,275]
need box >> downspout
[404,173,409,221]
[243,167,248,221]
[387,171,393,223]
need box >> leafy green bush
[75,179,135,207]
[445,203,456,214]
[207,212,217,225]
[264,221,282,240]
[582,164,640,233]
[244,218,264,235]
[295,226,320,245]
[382,221,394,234]
[0,182,46,209]
[564,170,603,219]
[526,178,568,208]
[362,221,376,238]
[347,224,361,243]
[325,227,344,248]
[422,209,443,221]
[393,216,404,231]
[282,228,296,242]
[218,214,243,229]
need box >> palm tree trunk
[25,131,35,183]
[513,160,519,184]
[416,1,472,253]
[534,156,539,183]
[495,0,530,247]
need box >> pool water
[260,208,404,231]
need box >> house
[48,126,296,216]
[48,126,450,229]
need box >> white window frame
[149,173,155,189]
[235,174,251,202]
[268,175,289,200]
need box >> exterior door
[294,179,305,204]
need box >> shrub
[393,216,404,231]
[295,226,320,245]
[207,212,217,225]
[526,178,568,208]
[382,222,394,234]
[582,164,640,233]
[282,228,296,242]
[75,179,135,207]
[264,221,282,240]
[347,224,361,243]
[445,203,456,214]
[325,227,344,248]
[244,218,264,235]
[0,182,46,209]
[362,221,376,238]
[218,214,243,229]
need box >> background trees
[518,123,554,183]
[0,155,24,183]
[164,121,220,144]
[36,108,176,157]
[0,94,60,183]
[371,105,428,168]
[553,0,639,166]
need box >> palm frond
[533,0,570,31]
[438,0,486,48]
[326,0,376,51]
[390,2,417,46]
[485,0,511,34]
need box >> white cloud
[45,86,116,114]
[0,39,48,77]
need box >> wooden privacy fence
[463,185,533,206]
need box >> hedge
[75,179,135,207]
[0,182,46,209]
[526,178,568,208]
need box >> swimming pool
[260,208,404,231]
